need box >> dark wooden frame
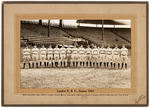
[1,1,149,106]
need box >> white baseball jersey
[92,48,99,60]
[113,48,120,62]
[120,47,128,62]
[121,48,128,56]
[85,47,92,60]
[60,47,66,59]
[99,48,106,61]
[47,47,54,60]
[78,47,85,60]
[32,47,39,60]
[106,47,113,61]
[54,47,60,60]
[40,47,47,60]
[72,47,78,59]
[23,48,30,56]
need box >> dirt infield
[20,68,131,88]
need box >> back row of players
[23,44,129,68]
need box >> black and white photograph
[20,19,131,89]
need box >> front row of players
[22,44,129,69]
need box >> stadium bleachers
[62,27,131,48]
[21,23,131,48]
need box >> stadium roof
[77,20,128,25]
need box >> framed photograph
[2,1,148,106]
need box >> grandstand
[21,20,131,48]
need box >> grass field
[20,68,131,88]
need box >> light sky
[23,19,131,28]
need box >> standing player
[31,45,39,68]
[78,45,85,67]
[23,45,31,68]
[112,44,120,68]
[32,45,39,61]
[66,45,72,67]
[40,45,47,67]
[47,45,54,60]
[99,44,106,67]
[120,44,128,68]
[47,45,54,67]
[60,45,67,67]
[92,45,99,67]
[85,45,92,67]
[53,45,60,67]
[105,44,113,68]
[71,45,79,67]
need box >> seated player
[47,45,54,60]
[120,44,128,68]
[105,44,113,68]
[112,44,120,68]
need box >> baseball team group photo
[20,19,131,88]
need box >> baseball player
[39,45,47,67]
[53,45,60,61]
[105,44,113,68]
[112,44,120,68]
[120,44,128,68]
[78,45,85,67]
[47,45,54,60]
[99,44,106,67]
[31,45,39,61]
[66,46,72,67]
[23,45,31,68]
[71,46,79,67]
[85,45,92,67]
[40,45,47,61]
[92,45,99,67]
[59,45,67,67]
[60,45,66,60]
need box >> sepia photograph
[2,1,148,106]
[20,19,131,88]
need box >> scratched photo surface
[20,19,131,88]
